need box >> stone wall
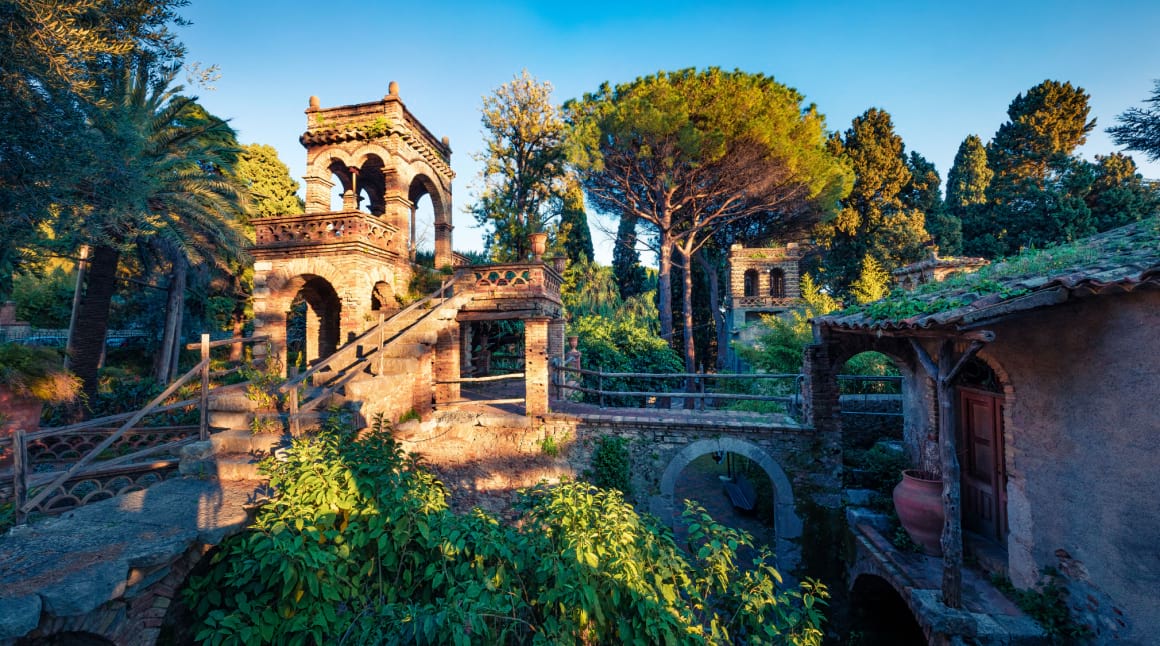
[981,289,1160,640]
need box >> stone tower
[249,83,455,370]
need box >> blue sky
[178,0,1160,260]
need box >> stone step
[210,428,286,455]
[179,453,265,481]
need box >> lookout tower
[249,83,455,370]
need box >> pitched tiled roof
[816,218,1160,333]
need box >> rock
[40,559,127,616]
[0,594,41,640]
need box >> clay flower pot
[529,232,548,260]
[551,256,567,273]
[893,469,944,556]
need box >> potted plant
[528,231,548,260]
[893,469,944,556]
[0,343,83,436]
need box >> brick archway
[658,438,802,570]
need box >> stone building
[804,219,1160,642]
[249,82,455,370]
[723,242,805,370]
[892,250,988,290]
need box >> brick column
[434,221,453,269]
[303,174,334,213]
[434,323,460,404]
[524,317,550,416]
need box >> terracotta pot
[567,336,579,351]
[0,385,44,437]
[529,232,548,259]
[893,469,944,556]
[551,256,567,273]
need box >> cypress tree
[557,184,593,263]
[947,135,993,256]
[612,213,646,300]
[904,151,961,255]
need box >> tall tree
[235,143,304,218]
[611,214,647,300]
[904,151,961,255]
[568,68,850,377]
[1083,153,1160,231]
[947,134,993,255]
[0,0,187,299]
[1108,79,1160,162]
[61,61,248,402]
[556,183,593,264]
[978,80,1096,257]
[815,108,928,297]
[471,70,570,261]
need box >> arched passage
[287,275,341,367]
[848,574,925,645]
[659,438,802,570]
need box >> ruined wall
[984,289,1160,640]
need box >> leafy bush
[187,418,827,645]
[587,434,632,496]
[0,344,82,404]
[991,571,1092,642]
[570,314,682,406]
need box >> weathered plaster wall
[986,290,1160,639]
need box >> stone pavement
[0,477,266,641]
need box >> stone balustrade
[464,262,562,303]
[252,211,397,252]
[733,295,798,309]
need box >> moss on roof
[827,217,1160,327]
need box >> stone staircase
[178,428,286,482]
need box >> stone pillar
[382,192,414,260]
[435,323,460,404]
[524,317,550,416]
[460,323,473,376]
[434,221,453,270]
[303,174,334,213]
[250,262,289,375]
[548,318,566,360]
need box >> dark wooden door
[958,388,1007,542]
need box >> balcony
[250,211,398,259]
[733,295,798,310]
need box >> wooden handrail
[26,399,200,441]
[21,357,209,514]
[184,334,269,351]
[436,372,525,384]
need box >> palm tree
[63,59,248,403]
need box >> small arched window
[770,268,786,298]
[743,269,759,297]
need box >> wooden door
[957,388,1007,542]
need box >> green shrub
[187,418,827,645]
[587,434,632,496]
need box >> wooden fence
[2,334,268,524]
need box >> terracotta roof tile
[816,218,1160,333]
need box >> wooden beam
[833,327,995,343]
[945,340,985,384]
[910,338,938,379]
[937,340,963,609]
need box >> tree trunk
[154,260,186,383]
[70,244,120,409]
[680,246,697,409]
[229,275,246,362]
[696,250,729,372]
[658,234,674,344]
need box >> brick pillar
[435,323,460,404]
[382,192,414,260]
[434,221,453,270]
[251,262,289,375]
[460,323,473,376]
[524,317,550,416]
[303,174,334,213]
[548,318,566,360]
[803,333,843,496]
